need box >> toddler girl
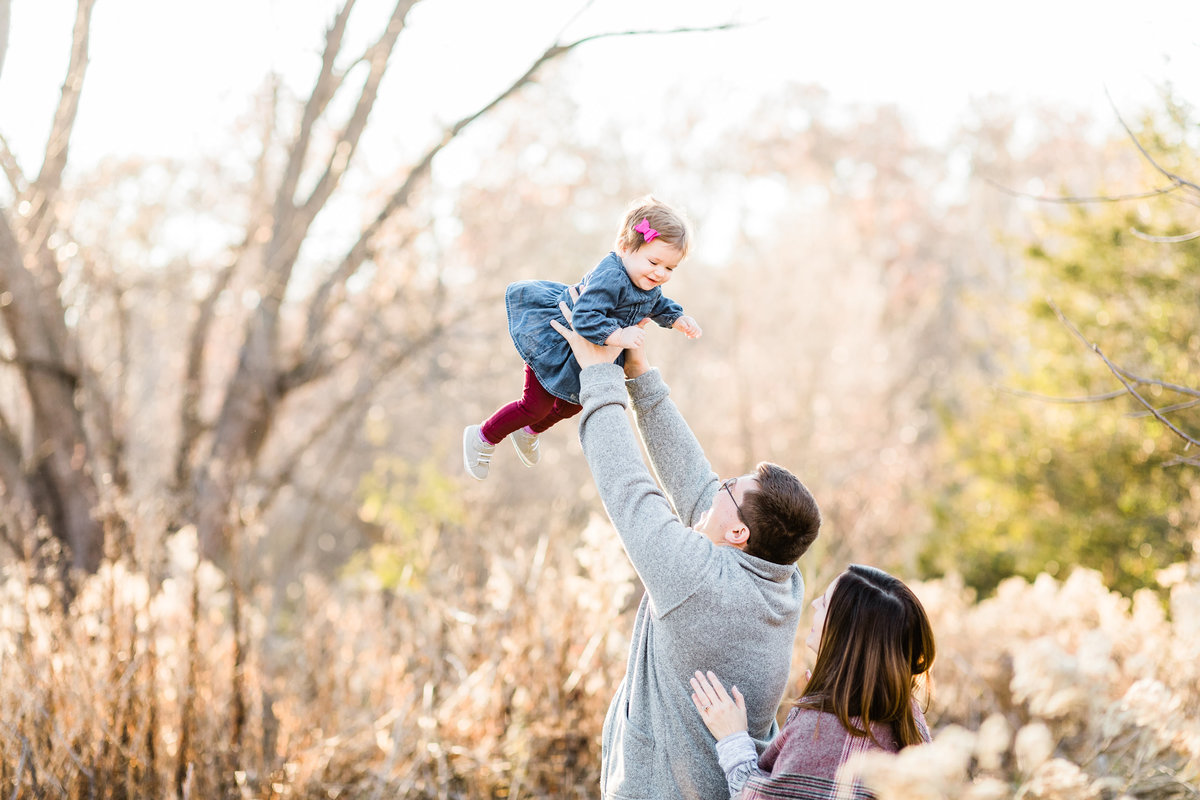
[464,195,701,480]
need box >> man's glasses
[721,477,743,518]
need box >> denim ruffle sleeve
[648,291,684,328]
[570,270,623,345]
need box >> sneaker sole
[463,427,488,480]
[512,436,539,468]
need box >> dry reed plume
[2,519,1198,798]
[848,567,1200,799]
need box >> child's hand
[607,325,647,349]
[551,301,623,368]
[673,315,702,339]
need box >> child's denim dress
[506,252,684,404]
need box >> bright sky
[2,0,1198,181]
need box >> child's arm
[606,323,650,349]
[570,278,624,346]
[648,294,700,338]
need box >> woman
[690,565,935,799]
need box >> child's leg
[529,398,582,434]
[480,365,558,444]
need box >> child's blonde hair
[615,195,691,258]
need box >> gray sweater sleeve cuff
[578,363,629,409]
[624,367,669,409]
[715,731,761,798]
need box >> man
[551,308,822,800]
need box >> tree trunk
[0,215,103,571]
[192,305,280,561]
[0,0,10,81]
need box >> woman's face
[805,575,841,655]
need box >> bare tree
[0,0,736,571]
[0,0,102,571]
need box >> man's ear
[725,524,750,549]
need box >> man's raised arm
[619,343,718,529]
[551,314,713,614]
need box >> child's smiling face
[618,240,684,291]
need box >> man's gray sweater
[578,363,804,800]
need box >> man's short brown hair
[740,462,821,565]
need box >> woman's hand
[690,670,748,741]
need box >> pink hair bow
[634,217,659,243]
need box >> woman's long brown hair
[797,565,935,748]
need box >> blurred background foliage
[921,110,1200,597]
[1,0,1199,795]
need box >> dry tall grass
[2,518,1198,798]
[851,568,1200,799]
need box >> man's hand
[622,340,652,379]
[550,301,625,368]
[673,315,703,339]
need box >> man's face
[618,240,683,291]
[695,474,757,547]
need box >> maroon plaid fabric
[735,704,930,799]
[740,772,875,800]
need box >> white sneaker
[463,425,496,480]
[511,427,541,467]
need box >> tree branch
[1048,298,1200,451]
[0,406,28,510]
[294,0,415,235]
[300,18,738,352]
[0,482,34,560]
[0,132,28,197]
[0,0,10,83]
[294,228,416,386]
[175,81,285,490]
[259,0,416,312]
[0,350,79,384]
[254,0,363,303]
[1007,382,1200,418]
[1128,226,1200,243]
[981,175,1181,204]
[258,307,466,510]
[554,0,598,40]
[275,0,357,212]
[995,385,1130,404]
[1163,455,1200,468]
[1105,87,1200,198]
[1104,366,1200,400]
[32,0,96,209]
[1127,398,1200,418]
